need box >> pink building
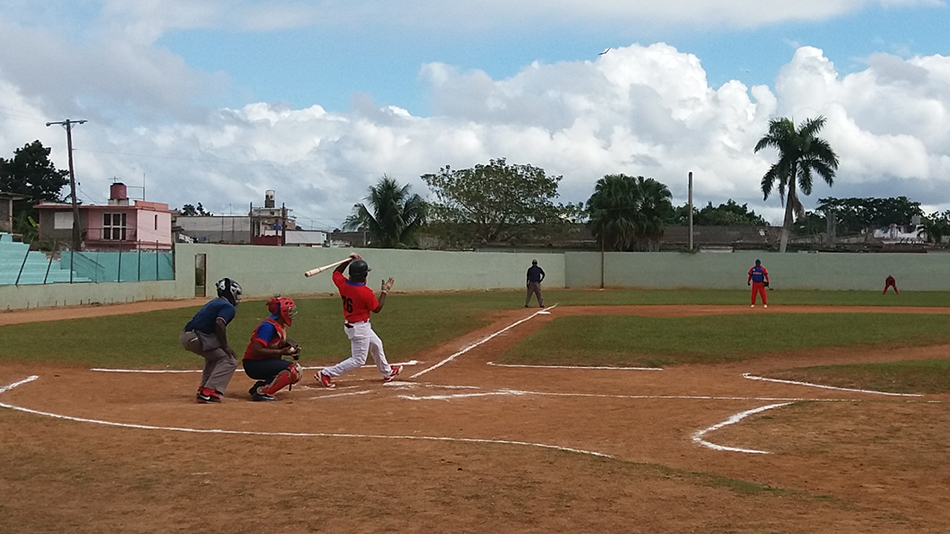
[35,183,173,251]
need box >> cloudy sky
[1,0,949,230]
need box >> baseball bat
[303,258,349,278]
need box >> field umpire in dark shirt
[525,259,545,308]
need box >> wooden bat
[303,258,349,278]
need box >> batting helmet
[216,278,243,306]
[267,296,297,326]
[349,259,371,281]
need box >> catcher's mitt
[283,338,302,360]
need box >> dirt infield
[2,302,950,533]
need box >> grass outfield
[2,288,949,392]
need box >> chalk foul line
[487,362,662,371]
[410,304,558,379]
[91,361,421,374]
[743,373,923,397]
[0,376,611,459]
[692,403,793,454]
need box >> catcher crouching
[242,297,303,401]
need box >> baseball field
[2,288,950,533]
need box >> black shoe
[251,392,277,402]
[196,391,221,403]
[249,381,265,396]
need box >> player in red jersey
[883,275,899,294]
[315,253,401,388]
[747,259,770,308]
[242,296,302,401]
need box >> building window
[54,211,73,229]
[154,214,158,230]
[103,213,127,240]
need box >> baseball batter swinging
[315,253,402,388]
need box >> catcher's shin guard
[260,363,302,395]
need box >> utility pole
[46,119,87,251]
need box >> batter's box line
[396,387,832,403]
[89,361,422,374]
[487,362,662,371]
[742,373,923,397]
[0,376,613,460]
[692,402,793,454]
[410,305,558,380]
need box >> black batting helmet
[349,259,371,281]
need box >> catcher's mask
[216,278,243,307]
[349,259,371,282]
[267,296,297,326]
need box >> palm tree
[586,174,672,251]
[755,116,839,253]
[343,175,427,248]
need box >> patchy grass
[768,359,950,394]
[499,314,950,367]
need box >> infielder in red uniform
[747,259,770,308]
[315,253,401,388]
[242,296,302,401]
[883,275,899,294]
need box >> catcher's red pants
[751,282,767,305]
[883,281,899,294]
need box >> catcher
[242,296,303,401]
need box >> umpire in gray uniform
[525,259,545,308]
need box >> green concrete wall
[3,245,949,311]
[565,251,950,291]
[175,244,565,299]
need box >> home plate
[383,381,416,387]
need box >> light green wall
[175,244,564,299]
[3,245,949,310]
[565,251,950,291]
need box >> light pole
[46,119,87,251]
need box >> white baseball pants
[322,321,393,378]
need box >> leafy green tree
[694,199,767,226]
[421,158,561,246]
[1,140,70,238]
[343,175,427,248]
[179,203,212,216]
[792,210,827,236]
[816,197,923,236]
[586,174,673,251]
[920,210,950,244]
[755,116,839,252]
[0,140,69,203]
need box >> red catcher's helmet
[267,296,298,326]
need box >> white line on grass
[410,305,558,379]
[742,373,924,397]
[0,376,611,459]
[692,403,793,454]
[487,362,662,371]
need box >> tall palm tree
[755,116,839,253]
[343,175,427,248]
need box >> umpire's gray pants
[526,282,544,307]
[180,329,238,394]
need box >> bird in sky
[599,48,611,56]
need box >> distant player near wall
[747,259,770,308]
[883,275,899,295]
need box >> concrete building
[34,183,173,251]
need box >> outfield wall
[564,251,950,291]
[3,245,949,310]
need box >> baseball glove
[763,280,770,288]
[283,338,302,360]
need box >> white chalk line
[397,387,831,403]
[91,360,421,374]
[487,362,662,371]
[743,373,924,397]
[692,403,794,454]
[0,376,611,459]
[410,305,557,379]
